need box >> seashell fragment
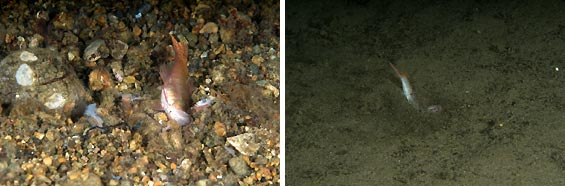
[83,39,108,62]
[44,93,65,109]
[19,51,38,62]
[227,133,260,156]
[15,63,34,86]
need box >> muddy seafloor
[0,0,279,185]
[288,0,565,185]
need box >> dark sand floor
[287,0,565,185]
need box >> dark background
[287,0,565,185]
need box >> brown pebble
[108,179,119,186]
[43,156,53,166]
[243,176,254,185]
[128,166,138,174]
[45,130,55,141]
[34,132,45,140]
[251,55,264,65]
[170,162,177,170]
[141,176,150,183]
[214,122,226,137]
[132,26,142,37]
[89,68,114,91]
[200,22,219,34]
[68,170,80,180]
[128,140,137,151]
[123,76,136,84]
[57,157,66,163]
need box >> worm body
[160,36,193,125]
[389,63,419,109]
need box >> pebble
[19,51,38,61]
[65,172,103,186]
[109,61,125,82]
[34,131,45,140]
[123,76,136,84]
[265,84,280,98]
[52,12,74,30]
[15,63,34,86]
[29,34,44,48]
[88,68,114,91]
[44,93,66,109]
[45,130,55,141]
[200,22,219,34]
[132,26,142,37]
[62,32,79,46]
[83,39,109,62]
[43,156,52,166]
[196,179,210,186]
[227,133,260,156]
[213,122,226,137]
[109,40,129,60]
[228,157,250,177]
[251,55,264,65]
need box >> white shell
[44,93,66,109]
[19,51,38,62]
[15,63,34,86]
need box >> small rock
[28,34,44,48]
[66,47,81,62]
[214,122,226,137]
[16,36,26,48]
[196,179,210,186]
[44,93,66,109]
[252,45,261,54]
[251,55,264,65]
[186,33,198,47]
[15,63,34,86]
[229,157,250,177]
[109,61,125,82]
[109,40,129,60]
[227,133,260,156]
[83,173,103,186]
[132,26,142,37]
[209,29,220,42]
[45,130,55,141]
[19,51,38,62]
[83,39,109,62]
[62,32,79,46]
[172,158,192,180]
[43,156,52,166]
[200,22,219,34]
[34,131,45,140]
[89,68,113,91]
[265,83,279,98]
[65,172,102,186]
[122,76,136,84]
[53,12,74,30]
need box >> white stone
[15,63,34,86]
[83,39,105,62]
[68,51,75,61]
[200,51,208,59]
[227,133,260,156]
[44,93,66,109]
[19,51,38,62]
